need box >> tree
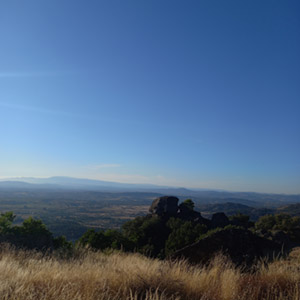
[181,199,195,211]
[53,235,73,250]
[77,229,109,249]
[255,214,276,231]
[16,217,53,249]
[22,217,51,235]
[0,211,15,234]
[122,215,170,257]
[77,228,133,251]
[229,213,254,228]
[104,229,133,250]
[0,213,54,250]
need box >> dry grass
[0,245,300,300]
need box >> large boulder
[172,227,283,266]
[149,196,179,217]
[211,212,230,228]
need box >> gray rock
[149,196,179,216]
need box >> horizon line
[0,175,299,196]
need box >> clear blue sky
[0,0,299,193]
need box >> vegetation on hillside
[1,198,300,260]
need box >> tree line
[1,199,300,259]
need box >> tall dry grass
[0,244,300,300]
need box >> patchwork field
[0,189,158,240]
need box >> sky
[0,0,299,194]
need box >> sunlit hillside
[1,245,300,300]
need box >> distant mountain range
[0,176,177,191]
[0,176,300,206]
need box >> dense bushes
[255,213,300,242]
[0,212,53,250]
[229,213,254,228]
[122,215,170,257]
[255,214,300,231]
[165,218,207,255]
[77,228,134,251]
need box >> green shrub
[165,218,207,256]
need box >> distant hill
[198,202,275,220]
[0,176,164,190]
[198,201,300,221]
[0,181,61,189]
[277,203,300,216]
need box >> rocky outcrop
[171,227,283,266]
[149,196,179,217]
[148,197,257,230]
[147,197,292,265]
[211,212,230,228]
[149,196,211,225]
[149,196,231,227]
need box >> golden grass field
[1,245,300,300]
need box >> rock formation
[148,196,291,266]
[211,212,230,228]
[149,196,232,227]
[149,196,179,217]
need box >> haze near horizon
[0,1,299,194]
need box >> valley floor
[0,245,300,300]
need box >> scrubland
[0,245,300,300]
